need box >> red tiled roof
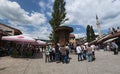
[69,34,75,38]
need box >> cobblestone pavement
[0,50,120,74]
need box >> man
[111,41,118,55]
[65,44,70,63]
[59,45,66,64]
[48,45,53,62]
[76,44,82,61]
[55,43,60,63]
[87,45,93,62]
[91,44,96,61]
[82,44,87,60]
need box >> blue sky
[0,0,120,39]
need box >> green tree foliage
[49,31,59,43]
[86,25,91,42]
[86,25,96,42]
[49,0,68,43]
[90,26,96,40]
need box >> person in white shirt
[106,43,110,51]
[76,44,82,61]
[91,44,96,61]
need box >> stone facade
[55,26,73,46]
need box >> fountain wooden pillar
[55,26,73,46]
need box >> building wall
[0,24,14,35]
[69,37,76,44]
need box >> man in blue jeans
[82,44,87,60]
[76,44,82,61]
[87,45,93,62]
[111,41,118,55]
[55,44,60,63]
[64,48,69,63]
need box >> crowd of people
[0,40,119,63]
[44,40,119,64]
[0,43,43,57]
[105,41,119,55]
[76,43,96,62]
[45,43,70,64]
[44,43,97,63]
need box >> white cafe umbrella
[34,40,46,46]
[2,34,35,43]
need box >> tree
[49,0,68,43]
[86,25,96,42]
[90,26,96,40]
[86,25,91,42]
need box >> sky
[0,0,120,40]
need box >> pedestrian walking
[111,41,118,55]
[91,44,96,61]
[82,44,87,60]
[76,44,82,62]
[45,46,50,63]
[55,43,60,63]
[87,45,93,62]
[48,45,53,62]
[65,44,70,63]
[59,45,66,64]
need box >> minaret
[96,15,102,38]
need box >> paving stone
[0,51,120,74]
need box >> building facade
[0,23,22,36]
[0,23,22,47]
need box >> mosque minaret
[96,15,102,38]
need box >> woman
[45,46,50,63]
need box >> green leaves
[49,0,68,43]
[86,25,96,42]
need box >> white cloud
[39,1,46,11]
[76,27,81,31]
[1,0,120,40]
[0,0,46,26]
[0,0,50,40]
[66,0,120,32]
[39,1,45,7]
[12,23,51,40]
[28,12,46,25]
[38,0,53,17]
[74,33,86,39]
[27,27,51,40]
